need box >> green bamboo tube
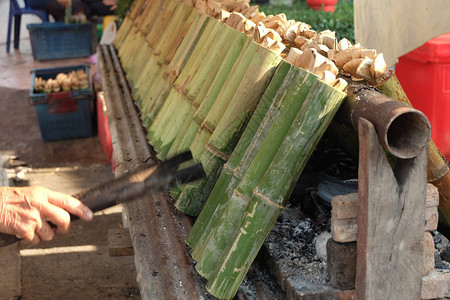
[128,0,149,20]
[151,24,237,145]
[143,18,225,147]
[186,61,292,250]
[138,13,208,127]
[131,5,199,107]
[138,0,166,36]
[120,0,157,71]
[124,0,178,84]
[189,40,264,160]
[145,88,181,145]
[174,42,282,217]
[199,45,283,173]
[156,25,247,159]
[113,16,132,49]
[374,71,450,231]
[118,25,142,71]
[134,12,216,107]
[127,1,185,86]
[206,78,346,300]
[165,34,251,159]
[193,66,319,278]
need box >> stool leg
[13,14,21,49]
[6,13,13,53]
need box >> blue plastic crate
[30,65,94,142]
[34,98,93,142]
[27,22,93,61]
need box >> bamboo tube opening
[385,109,431,159]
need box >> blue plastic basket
[27,22,93,61]
[30,64,91,103]
[30,65,94,142]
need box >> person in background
[29,0,117,22]
[0,186,93,245]
[86,0,117,18]
[29,0,87,22]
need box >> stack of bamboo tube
[112,0,450,298]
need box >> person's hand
[57,0,71,8]
[0,187,93,245]
[102,0,117,11]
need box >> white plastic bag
[100,21,117,45]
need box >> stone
[421,269,450,299]
[423,232,436,276]
[315,231,332,261]
[331,193,359,220]
[331,218,357,243]
[425,206,439,232]
[327,239,357,290]
[425,183,439,208]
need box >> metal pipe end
[384,108,431,159]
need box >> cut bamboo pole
[120,0,161,72]
[150,25,238,153]
[373,71,450,234]
[127,1,185,87]
[157,27,250,159]
[206,78,346,299]
[137,15,219,112]
[135,7,207,107]
[113,16,133,49]
[144,18,226,149]
[186,60,292,251]
[166,36,251,157]
[125,0,180,89]
[175,41,283,216]
[138,13,209,128]
[193,65,319,277]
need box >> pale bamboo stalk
[157,26,246,159]
[144,18,227,151]
[138,13,209,127]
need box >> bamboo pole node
[222,163,243,180]
[205,143,230,161]
[253,188,285,209]
[233,188,252,204]
[200,122,214,133]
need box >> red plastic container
[96,92,113,164]
[396,32,450,159]
[306,0,338,12]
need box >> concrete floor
[0,2,140,299]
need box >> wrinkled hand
[57,0,71,8]
[0,187,93,245]
[102,0,117,10]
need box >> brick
[327,239,357,290]
[425,206,439,231]
[422,270,450,299]
[331,218,357,243]
[332,193,359,220]
[423,232,435,276]
[425,183,439,208]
